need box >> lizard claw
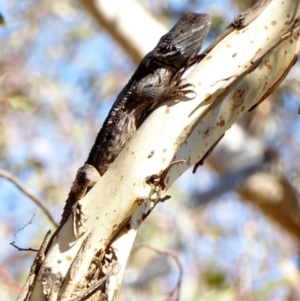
[72,202,88,238]
[169,80,197,99]
[178,82,195,90]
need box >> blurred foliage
[0,12,6,27]
[202,266,227,288]
[0,0,300,300]
[8,95,38,112]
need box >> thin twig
[11,243,39,252]
[11,215,39,252]
[0,169,57,226]
[132,243,183,301]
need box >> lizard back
[86,13,211,176]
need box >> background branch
[0,170,57,227]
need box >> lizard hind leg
[71,164,101,238]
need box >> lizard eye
[187,13,196,21]
[180,30,184,35]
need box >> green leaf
[8,96,37,112]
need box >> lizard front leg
[131,76,196,103]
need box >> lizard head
[153,13,211,69]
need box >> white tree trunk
[20,0,300,300]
